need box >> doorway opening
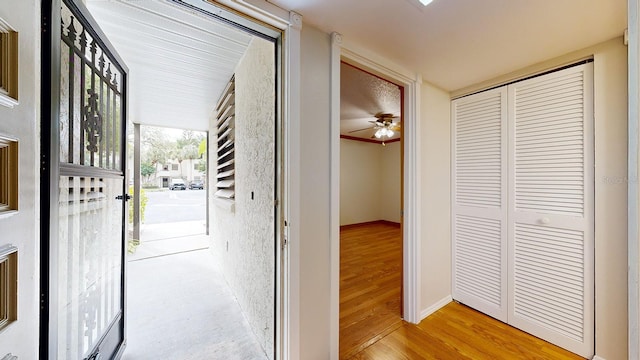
[338,61,405,358]
[130,125,208,255]
[41,0,284,358]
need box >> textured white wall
[209,37,275,359]
[0,0,40,358]
[339,139,401,225]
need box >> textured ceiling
[269,0,627,92]
[87,0,253,131]
[341,62,401,142]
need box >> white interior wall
[339,139,401,226]
[208,37,276,359]
[339,139,381,225]
[419,82,452,315]
[298,25,332,358]
[0,0,40,357]
[380,141,401,223]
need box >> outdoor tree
[197,158,207,173]
[140,162,156,182]
[141,126,171,166]
[176,144,199,177]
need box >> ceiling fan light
[418,0,433,6]
[387,129,394,137]
[374,129,383,138]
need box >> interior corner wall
[449,37,628,359]
[339,139,401,226]
[340,139,381,225]
[299,24,332,359]
[419,82,452,314]
[0,0,40,358]
[209,36,276,359]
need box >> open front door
[41,0,129,358]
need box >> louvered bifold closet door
[452,88,508,321]
[507,63,594,358]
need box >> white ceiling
[269,0,627,92]
[87,0,253,131]
[86,0,627,134]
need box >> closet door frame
[452,62,595,358]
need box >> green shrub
[128,185,148,224]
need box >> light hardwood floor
[340,222,585,360]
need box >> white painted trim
[213,0,290,30]
[420,295,453,321]
[329,31,342,360]
[630,0,640,358]
[592,356,607,360]
[0,94,18,109]
[0,17,14,32]
[282,10,302,360]
[330,40,423,334]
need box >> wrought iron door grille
[60,2,123,170]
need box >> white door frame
[329,33,423,358]
[180,1,301,359]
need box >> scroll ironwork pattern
[60,3,123,169]
[83,89,102,161]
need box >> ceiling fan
[349,112,400,145]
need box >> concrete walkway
[123,222,268,360]
[129,220,209,261]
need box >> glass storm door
[42,0,129,358]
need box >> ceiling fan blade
[348,127,374,133]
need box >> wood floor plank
[340,223,586,360]
[340,222,403,359]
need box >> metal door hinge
[84,349,102,360]
[115,194,132,201]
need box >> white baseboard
[592,356,606,360]
[420,295,453,321]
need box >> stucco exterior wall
[0,0,40,358]
[209,37,276,359]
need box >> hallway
[123,232,267,359]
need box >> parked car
[189,180,204,190]
[169,178,186,190]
